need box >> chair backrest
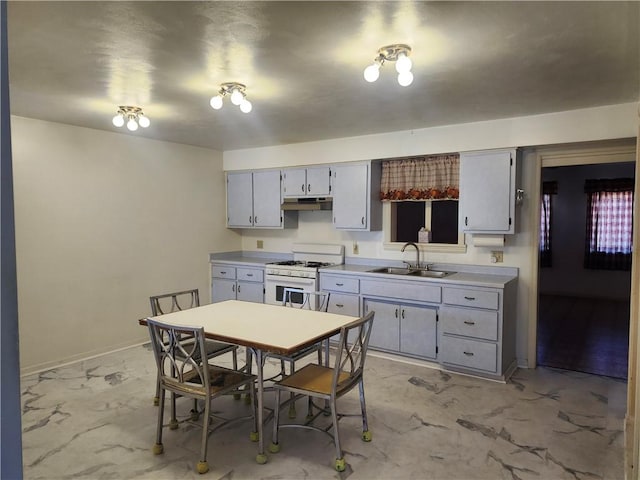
[146,317,210,394]
[150,289,200,316]
[331,311,375,392]
[282,288,330,312]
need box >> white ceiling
[7,1,640,152]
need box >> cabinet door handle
[463,351,474,356]
[465,216,468,226]
[464,320,475,325]
[232,284,236,292]
[307,183,311,193]
[335,282,344,287]
[361,216,365,225]
[395,308,398,318]
[464,296,476,301]
[336,303,344,308]
[401,309,405,319]
[254,216,258,224]
[301,184,305,193]
[249,215,252,224]
[237,285,241,293]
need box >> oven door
[264,275,317,306]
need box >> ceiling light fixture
[210,82,252,113]
[112,106,150,131]
[364,44,413,87]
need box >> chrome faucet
[401,242,420,269]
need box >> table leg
[253,347,268,465]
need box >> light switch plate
[257,240,264,249]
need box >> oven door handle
[265,276,316,286]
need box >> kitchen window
[392,200,459,244]
[584,178,634,271]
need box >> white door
[253,170,282,227]
[364,299,399,351]
[400,305,437,359]
[332,164,368,229]
[306,166,331,196]
[282,168,307,197]
[227,172,253,227]
[459,150,513,232]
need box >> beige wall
[11,116,240,374]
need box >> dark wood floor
[537,294,630,379]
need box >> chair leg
[244,349,253,404]
[153,378,160,406]
[153,388,165,455]
[359,380,372,442]
[249,380,259,442]
[287,360,296,419]
[169,392,179,429]
[330,396,346,472]
[269,389,282,453]
[196,396,211,474]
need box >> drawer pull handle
[464,321,475,325]
[463,351,474,356]
[336,303,344,308]
[246,273,253,277]
[464,296,476,301]
[220,271,227,275]
[335,283,344,287]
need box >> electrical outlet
[256,240,264,249]
[491,250,503,263]
[353,241,359,255]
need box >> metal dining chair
[267,288,330,418]
[149,289,239,407]
[147,318,257,474]
[268,311,375,472]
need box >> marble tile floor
[21,345,626,480]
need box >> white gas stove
[264,243,344,305]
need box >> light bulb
[138,114,150,128]
[397,70,414,87]
[395,53,412,73]
[240,99,252,113]
[126,117,139,131]
[363,63,380,83]
[112,113,125,127]
[210,95,223,110]
[230,89,244,106]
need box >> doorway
[536,162,634,379]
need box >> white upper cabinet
[458,149,517,234]
[331,162,382,231]
[282,166,331,197]
[227,170,295,229]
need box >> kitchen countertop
[320,263,518,288]
[210,251,518,288]
[209,251,291,268]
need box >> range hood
[281,197,333,211]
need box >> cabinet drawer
[440,336,498,373]
[361,279,441,303]
[327,293,359,317]
[442,287,498,310]
[237,268,263,282]
[320,275,359,294]
[440,306,499,341]
[212,265,236,280]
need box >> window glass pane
[395,202,425,242]
[431,201,459,244]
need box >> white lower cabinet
[363,299,438,360]
[211,264,264,304]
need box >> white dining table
[141,299,356,464]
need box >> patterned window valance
[380,154,460,201]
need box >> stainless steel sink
[408,269,455,278]
[368,267,415,275]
